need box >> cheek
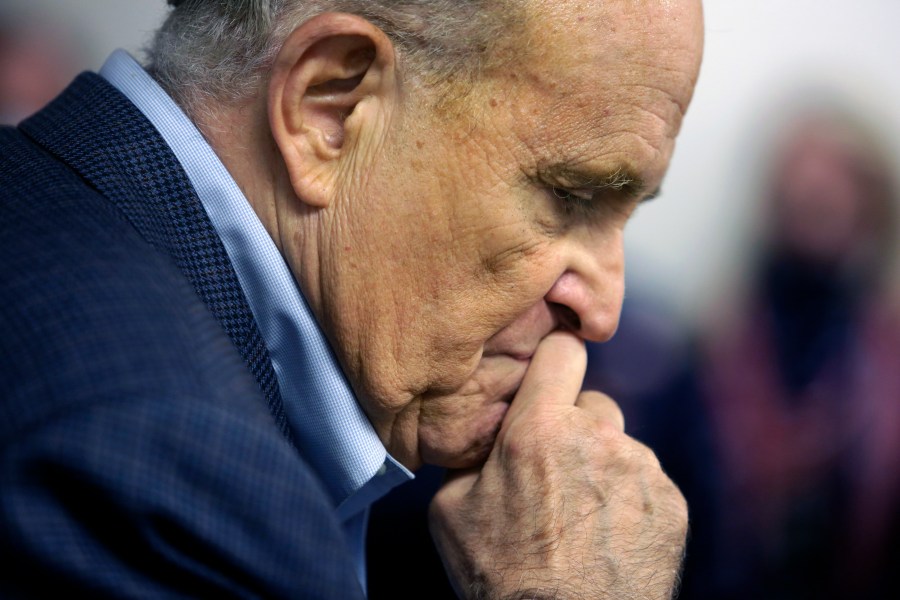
[415,239,559,375]
[477,235,561,308]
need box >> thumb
[502,330,587,426]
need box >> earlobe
[268,13,396,208]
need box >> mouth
[483,348,536,363]
[415,351,534,469]
[477,352,533,403]
[508,352,534,364]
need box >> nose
[544,235,625,343]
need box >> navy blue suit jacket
[0,73,366,598]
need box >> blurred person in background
[0,11,82,124]
[696,108,900,600]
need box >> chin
[413,352,528,469]
[418,401,510,469]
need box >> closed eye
[550,187,595,215]
[551,187,592,203]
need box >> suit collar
[19,72,293,444]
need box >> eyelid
[551,187,594,202]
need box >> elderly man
[0,0,703,597]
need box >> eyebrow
[537,164,660,200]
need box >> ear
[268,13,397,208]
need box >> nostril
[550,302,581,333]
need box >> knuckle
[590,422,634,462]
[504,405,565,448]
[650,475,689,536]
[632,440,663,471]
[671,484,689,525]
[428,488,452,520]
[578,390,625,423]
[507,423,563,464]
[576,389,607,403]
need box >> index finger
[503,329,587,424]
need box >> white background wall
[5,0,900,323]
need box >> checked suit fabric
[0,73,365,598]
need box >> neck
[194,96,327,324]
[194,97,284,250]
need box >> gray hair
[147,0,515,116]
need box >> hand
[429,330,687,599]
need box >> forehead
[486,0,703,189]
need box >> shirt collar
[99,50,412,509]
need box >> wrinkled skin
[308,0,704,474]
[215,0,704,597]
[430,331,688,599]
[416,1,703,597]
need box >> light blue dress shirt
[100,49,413,592]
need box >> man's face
[774,124,879,264]
[316,0,703,469]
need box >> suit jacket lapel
[19,73,293,445]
